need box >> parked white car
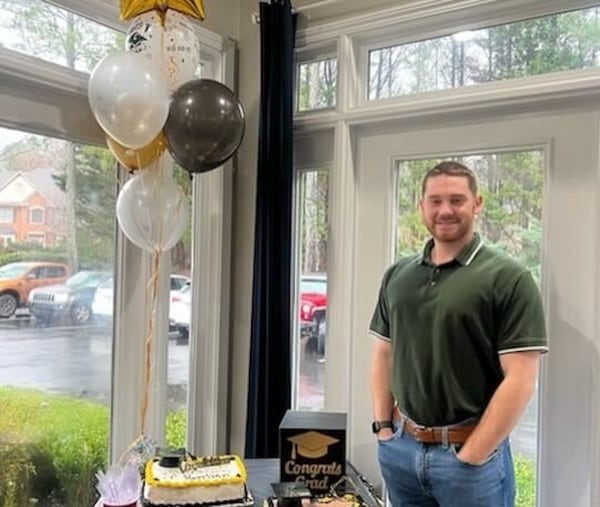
[169,282,191,342]
[92,274,191,330]
[92,277,113,322]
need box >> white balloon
[116,159,189,253]
[126,10,201,92]
[88,51,170,149]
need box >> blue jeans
[377,421,515,507]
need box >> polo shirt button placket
[429,267,441,287]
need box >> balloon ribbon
[140,250,161,434]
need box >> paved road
[0,315,189,410]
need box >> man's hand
[376,427,395,441]
[455,351,541,465]
[456,447,492,466]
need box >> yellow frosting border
[145,455,247,488]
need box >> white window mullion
[324,120,356,418]
[187,40,235,456]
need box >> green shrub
[0,387,188,506]
[166,409,187,448]
[0,387,108,506]
[0,250,68,267]
[515,454,536,507]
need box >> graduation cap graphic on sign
[287,431,339,459]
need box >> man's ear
[475,194,483,212]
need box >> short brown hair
[421,161,478,196]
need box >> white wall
[227,0,260,455]
[201,0,241,41]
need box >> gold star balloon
[120,0,206,21]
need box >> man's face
[420,174,483,243]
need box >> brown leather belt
[393,407,476,445]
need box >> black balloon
[164,79,246,174]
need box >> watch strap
[372,420,393,433]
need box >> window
[395,150,544,501]
[29,207,44,224]
[1,0,233,498]
[170,275,190,291]
[0,0,123,73]
[368,6,600,100]
[26,233,44,244]
[297,58,337,111]
[0,207,14,223]
[46,265,67,278]
[165,162,193,448]
[0,127,115,505]
[0,234,15,246]
[295,169,329,410]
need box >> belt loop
[397,416,406,438]
[441,426,449,449]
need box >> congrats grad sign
[279,410,347,492]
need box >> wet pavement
[0,314,327,413]
[0,314,189,409]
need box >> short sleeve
[369,267,393,341]
[497,270,548,354]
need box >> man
[369,161,547,507]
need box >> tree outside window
[369,7,600,100]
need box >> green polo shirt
[369,233,547,426]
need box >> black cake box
[279,410,346,492]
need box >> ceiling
[90,0,417,30]
[292,0,413,26]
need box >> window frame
[0,0,235,464]
[358,4,600,105]
[0,206,15,224]
[29,206,45,225]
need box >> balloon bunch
[87,0,245,254]
[86,2,246,437]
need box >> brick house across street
[0,168,66,247]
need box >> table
[245,459,382,506]
[93,459,381,507]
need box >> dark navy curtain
[245,0,297,458]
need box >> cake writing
[145,455,247,488]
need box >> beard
[425,217,473,243]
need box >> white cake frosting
[143,454,248,506]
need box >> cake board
[94,490,253,507]
[139,489,254,507]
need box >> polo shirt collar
[419,233,484,266]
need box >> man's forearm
[459,372,536,464]
[370,341,394,420]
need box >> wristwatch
[371,420,393,434]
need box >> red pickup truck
[299,274,327,355]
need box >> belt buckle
[412,424,433,442]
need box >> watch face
[372,421,392,433]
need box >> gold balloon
[120,0,206,21]
[107,133,166,171]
